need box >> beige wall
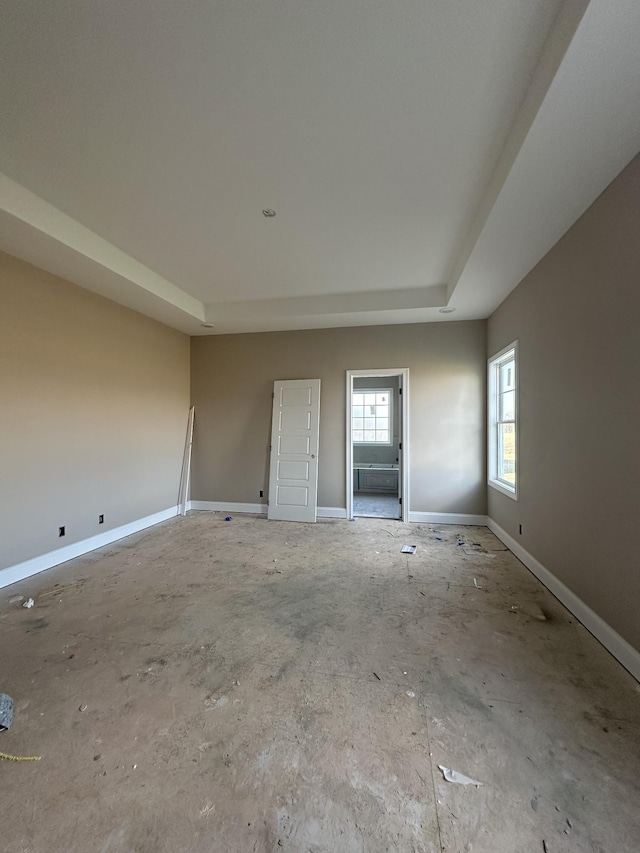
[191,321,486,514]
[0,251,190,570]
[488,152,640,652]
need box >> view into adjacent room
[351,375,401,520]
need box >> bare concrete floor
[1,513,639,852]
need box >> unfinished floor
[353,494,400,519]
[1,514,639,853]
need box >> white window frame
[351,387,393,446]
[488,341,518,500]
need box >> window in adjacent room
[352,389,392,444]
[488,342,518,499]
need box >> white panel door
[268,379,321,522]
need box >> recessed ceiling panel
[0,0,563,306]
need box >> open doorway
[346,369,409,521]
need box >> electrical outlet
[99,514,104,524]
[260,490,264,498]
[59,526,66,537]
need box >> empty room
[1,2,639,851]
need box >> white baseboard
[190,503,487,525]
[0,506,181,590]
[408,512,489,526]
[190,501,347,519]
[190,501,267,514]
[317,507,348,519]
[487,518,640,683]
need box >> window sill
[488,479,518,501]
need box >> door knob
[311,454,316,459]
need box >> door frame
[346,368,409,521]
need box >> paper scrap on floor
[438,765,483,787]
[401,545,417,554]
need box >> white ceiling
[1,0,639,335]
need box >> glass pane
[353,430,364,442]
[364,430,376,442]
[353,418,363,430]
[364,394,376,406]
[498,422,516,483]
[500,359,515,392]
[353,394,364,406]
[500,390,515,422]
[376,405,389,419]
[353,405,364,418]
[376,393,388,405]
[376,430,388,442]
[376,418,388,432]
[364,418,375,429]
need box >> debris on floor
[510,604,547,621]
[22,598,35,609]
[438,765,483,787]
[462,544,495,558]
[0,696,40,762]
[473,578,483,589]
[2,515,639,850]
[199,801,216,818]
[39,581,84,599]
[401,545,417,554]
[224,516,232,521]
[0,694,14,730]
[0,750,42,762]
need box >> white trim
[0,506,181,590]
[317,506,348,519]
[488,480,518,500]
[178,406,195,516]
[190,501,267,514]
[346,368,409,522]
[487,518,640,683]
[190,501,347,519]
[190,503,486,526]
[408,512,489,526]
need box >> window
[352,388,392,444]
[488,342,518,498]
